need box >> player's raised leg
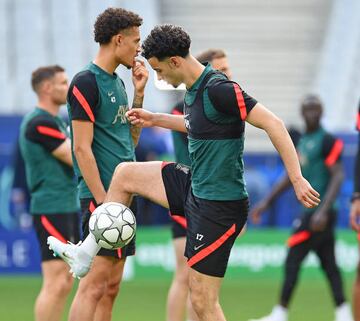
[105,161,169,208]
[48,161,169,278]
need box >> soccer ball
[89,202,136,250]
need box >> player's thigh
[113,161,169,208]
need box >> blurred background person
[349,99,360,321]
[249,95,353,321]
[19,65,80,321]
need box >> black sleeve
[207,79,258,120]
[322,133,343,167]
[171,101,184,115]
[25,116,66,152]
[68,70,99,122]
[288,127,302,147]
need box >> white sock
[335,302,353,321]
[271,305,288,319]
[80,233,101,257]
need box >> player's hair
[31,65,65,93]
[196,49,226,64]
[94,7,143,45]
[301,94,323,109]
[141,24,191,60]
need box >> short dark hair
[196,49,226,64]
[301,94,323,109]
[94,7,143,45]
[142,24,191,60]
[31,65,65,93]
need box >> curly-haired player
[47,7,148,321]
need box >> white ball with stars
[89,202,136,250]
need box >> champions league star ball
[89,202,136,250]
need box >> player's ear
[114,34,123,46]
[168,56,181,69]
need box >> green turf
[0,274,355,320]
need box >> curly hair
[94,8,143,45]
[141,24,191,60]
[31,65,64,93]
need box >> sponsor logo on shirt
[184,114,190,130]
[112,105,129,124]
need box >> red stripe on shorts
[117,248,122,258]
[41,215,67,244]
[188,224,236,267]
[287,230,311,248]
[89,201,96,213]
[171,214,187,229]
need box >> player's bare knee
[104,280,120,302]
[80,279,107,302]
[113,162,135,191]
[51,276,73,297]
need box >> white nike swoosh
[194,243,205,251]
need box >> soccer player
[249,95,353,321]
[350,100,360,321]
[19,65,80,321]
[168,48,232,321]
[48,8,148,321]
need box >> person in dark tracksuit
[250,95,353,321]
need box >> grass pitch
[0,273,354,321]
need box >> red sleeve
[322,134,343,167]
[25,115,67,152]
[207,79,258,120]
[68,70,99,122]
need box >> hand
[350,199,360,232]
[310,210,328,232]
[126,108,155,128]
[250,200,270,225]
[292,177,321,208]
[132,59,148,93]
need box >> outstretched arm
[251,174,291,224]
[246,103,320,208]
[126,108,187,133]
